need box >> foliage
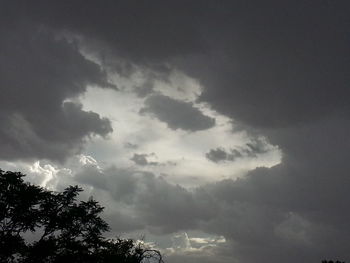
[0,170,163,263]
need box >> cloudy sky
[1,1,350,262]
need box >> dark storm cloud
[4,1,350,262]
[9,0,206,63]
[0,22,113,161]
[13,0,349,128]
[200,118,350,263]
[76,119,350,262]
[187,2,350,128]
[141,94,215,132]
[69,116,350,263]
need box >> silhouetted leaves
[0,169,163,263]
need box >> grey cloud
[133,80,155,98]
[206,148,240,163]
[131,154,148,166]
[244,139,269,156]
[141,94,215,132]
[5,1,350,127]
[51,164,143,233]
[4,1,350,262]
[75,166,218,234]
[8,1,350,127]
[0,103,112,162]
[165,243,234,263]
[206,140,269,163]
[130,153,158,166]
[0,22,113,161]
[124,142,138,149]
[74,117,350,262]
[105,211,144,235]
[198,119,350,262]
[24,1,206,62]
[14,1,350,129]
[186,3,350,128]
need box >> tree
[0,169,163,263]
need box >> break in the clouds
[2,1,350,263]
[141,94,215,132]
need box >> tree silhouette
[0,169,163,263]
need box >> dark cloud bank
[2,1,350,262]
[0,20,113,161]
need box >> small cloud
[205,148,241,163]
[244,139,269,157]
[130,153,158,166]
[133,80,154,98]
[124,142,138,149]
[206,139,270,163]
[140,94,215,132]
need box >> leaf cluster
[0,170,163,263]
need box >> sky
[1,1,350,262]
